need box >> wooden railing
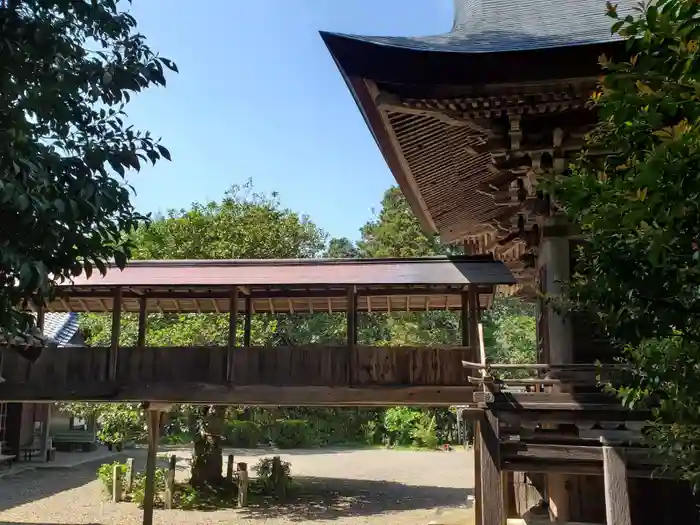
[0,345,475,405]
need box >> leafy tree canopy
[0,0,176,344]
[551,0,700,489]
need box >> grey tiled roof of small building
[326,0,637,53]
[42,312,80,347]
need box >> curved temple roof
[322,0,634,55]
[320,0,637,253]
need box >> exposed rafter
[374,91,493,135]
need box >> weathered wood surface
[602,445,631,525]
[478,410,505,525]
[0,345,474,404]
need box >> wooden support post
[347,286,357,385]
[40,403,51,463]
[226,454,235,482]
[237,462,249,507]
[137,297,148,348]
[602,441,631,525]
[244,295,252,347]
[467,289,479,364]
[478,410,504,525]
[226,287,239,383]
[142,408,163,525]
[461,290,470,348]
[125,457,135,493]
[36,304,45,333]
[164,454,176,510]
[109,287,122,380]
[540,234,575,522]
[474,419,483,525]
[112,463,123,503]
[271,455,287,500]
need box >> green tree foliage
[551,0,700,489]
[325,237,359,258]
[0,0,176,345]
[358,187,449,258]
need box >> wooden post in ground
[164,454,176,510]
[478,410,504,525]
[244,296,252,347]
[142,405,168,525]
[346,285,357,384]
[226,454,235,483]
[108,287,122,380]
[226,287,239,383]
[466,288,483,525]
[237,462,249,507]
[112,463,123,503]
[137,297,148,348]
[602,440,631,525]
[125,458,135,493]
[271,456,287,500]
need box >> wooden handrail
[462,360,626,371]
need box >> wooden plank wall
[0,344,472,392]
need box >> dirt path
[0,448,474,525]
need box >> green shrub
[383,407,422,446]
[97,461,127,493]
[270,419,314,448]
[161,431,192,445]
[224,420,262,448]
[252,456,294,498]
[361,419,382,445]
[411,414,438,449]
[131,467,166,507]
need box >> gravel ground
[0,447,474,525]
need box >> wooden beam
[56,287,469,300]
[137,297,148,348]
[243,295,252,348]
[108,287,122,381]
[497,409,650,424]
[374,91,493,135]
[473,391,624,410]
[502,459,668,479]
[0,383,477,406]
[142,408,163,525]
[226,287,239,383]
[501,443,656,467]
[602,443,631,525]
[478,410,504,525]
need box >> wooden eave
[46,256,514,314]
[323,31,625,249]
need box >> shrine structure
[322,1,698,523]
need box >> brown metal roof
[62,256,515,288]
[45,257,514,315]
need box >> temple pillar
[537,229,575,522]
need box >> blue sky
[122,1,453,242]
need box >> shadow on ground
[0,456,119,512]
[239,477,473,522]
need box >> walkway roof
[47,256,514,315]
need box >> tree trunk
[190,405,225,488]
